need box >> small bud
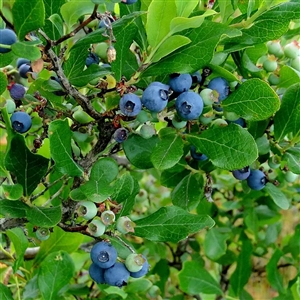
[107,46,116,63]
[116,216,135,234]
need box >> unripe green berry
[136,110,149,123]
[95,42,109,61]
[116,216,135,234]
[268,155,281,169]
[268,73,280,86]
[172,117,187,129]
[135,188,148,202]
[36,227,50,241]
[125,253,145,272]
[101,210,115,226]
[284,171,298,183]
[5,99,16,114]
[284,41,300,59]
[223,111,239,121]
[140,124,156,139]
[267,40,284,58]
[211,118,228,128]
[290,56,300,72]
[200,88,219,106]
[87,218,106,237]
[263,57,278,72]
[77,201,98,220]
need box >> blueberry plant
[0,0,299,299]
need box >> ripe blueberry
[207,77,229,102]
[190,146,208,161]
[104,262,130,287]
[89,263,106,284]
[141,82,170,113]
[8,83,26,100]
[113,128,129,143]
[18,63,32,79]
[175,91,204,120]
[247,169,266,190]
[232,166,250,180]
[0,29,17,53]
[10,111,32,133]
[90,241,117,269]
[191,70,202,84]
[121,0,138,4]
[119,93,142,117]
[16,58,30,68]
[169,73,192,93]
[86,52,100,67]
[130,256,149,278]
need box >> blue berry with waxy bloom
[0,29,17,53]
[8,83,26,100]
[175,91,204,120]
[232,166,250,180]
[130,255,149,278]
[141,81,170,113]
[104,262,130,287]
[10,111,32,133]
[190,146,208,161]
[247,169,267,190]
[89,263,106,284]
[121,0,138,4]
[207,77,229,102]
[113,128,129,143]
[90,241,118,269]
[17,58,30,68]
[169,73,192,93]
[86,52,100,67]
[119,93,142,117]
[18,63,32,78]
[191,70,202,84]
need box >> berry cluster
[232,167,267,190]
[89,241,149,287]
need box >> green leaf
[79,179,113,203]
[152,35,191,63]
[0,52,14,68]
[112,173,136,203]
[49,120,83,177]
[5,135,49,196]
[134,206,215,243]
[274,83,300,141]
[11,42,41,61]
[264,182,290,210]
[171,172,203,210]
[0,283,14,300]
[146,0,177,48]
[266,249,285,294]
[34,226,84,265]
[125,278,152,293]
[283,147,300,174]
[178,261,222,295]
[175,0,198,17]
[186,124,258,170]
[222,79,280,121]
[0,71,8,95]
[151,128,184,170]
[90,157,119,183]
[278,66,300,88]
[143,21,241,76]
[12,0,45,40]
[60,0,94,27]
[69,64,110,87]
[123,134,159,169]
[1,184,23,200]
[204,228,230,261]
[6,227,28,272]
[22,275,39,300]
[230,237,252,296]
[38,251,74,300]
[0,200,28,218]
[43,0,65,17]
[26,205,62,227]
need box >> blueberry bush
[0,0,299,299]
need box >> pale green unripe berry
[172,117,187,129]
[140,124,156,139]
[94,42,109,60]
[136,110,149,123]
[267,40,284,58]
[116,216,135,234]
[284,171,298,183]
[77,201,98,220]
[135,189,148,203]
[87,218,106,237]
[200,88,219,106]
[263,56,278,72]
[284,41,300,59]
[125,253,145,272]
[101,210,115,226]
[223,111,239,121]
[268,155,281,169]
[268,73,280,86]
[5,99,16,114]
[211,118,228,128]
[36,227,50,241]
[290,56,300,72]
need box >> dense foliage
[0,0,299,299]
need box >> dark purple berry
[113,128,129,143]
[8,83,26,100]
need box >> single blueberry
[89,263,106,284]
[191,71,202,84]
[113,128,129,143]
[122,0,138,4]
[247,169,267,190]
[119,93,142,117]
[130,256,149,278]
[104,262,130,287]
[169,73,192,93]
[86,52,100,67]
[16,58,31,68]
[232,166,250,180]
[175,91,204,120]
[0,29,17,53]
[10,112,32,133]
[141,82,170,113]
[18,64,32,79]
[90,241,118,269]
[190,145,208,161]
[8,83,26,100]
[207,77,229,102]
